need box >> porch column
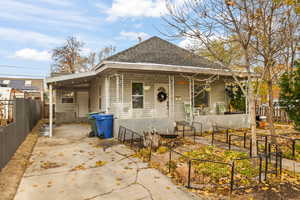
[189,78,193,122]
[116,75,120,103]
[168,75,171,117]
[121,74,124,104]
[105,76,110,113]
[172,75,175,118]
[49,84,53,138]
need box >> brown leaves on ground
[40,161,63,169]
[70,164,86,171]
[94,160,107,167]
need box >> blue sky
[0,0,186,79]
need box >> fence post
[280,152,282,176]
[292,140,296,159]
[193,127,196,144]
[123,129,126,143]
[250,138,252,157]
[212,129,214,145]
[228,135,231,150]
[130,132,134,147]
[230,162,235,193]
[265,154,268,181]
[265,136,268,155]
[226,129,229,143]
[149,139,152,162]
[243,132,247,148]
[275,145,278,176]
[168,150,172,173]
[187,160,192,189]
[201,123,203,137]
[259,156,262,183]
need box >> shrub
[279,61,300,130]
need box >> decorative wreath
[157,91,167,102]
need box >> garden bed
[142,138,300,199]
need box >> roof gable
[105,36,223,70]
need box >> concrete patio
[14,123,201,200]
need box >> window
[25,80,32,86]
[61,91,74,103]
[132,83,143,109]
[194,84,209,108]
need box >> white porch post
[49,84,53,138]
[168,75,171,117]
[121,74,124,104]
[105,76,110,113]
[116,75,120,103]
[189,78,193,122]
[172,76,175,118]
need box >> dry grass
[0,120,44,200]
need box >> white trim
[102,61,255,77]
[46,61,256,84]
[49,84,53,138]
[46,71,96,84]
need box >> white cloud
[0,0,100,30]
[106,0,167,21]
[13,48,51,61]
[105,0,185,21]
[38,0,72,6]
[0,27,61,47]
[119,31,151,41]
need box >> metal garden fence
[117,125,283,195]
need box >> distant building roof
[0,79,39,92]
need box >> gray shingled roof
[105,36,223,70]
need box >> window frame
[193,84,210,108]
[131,82,144,109]
[61,91,75,104]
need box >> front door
[154,84,169,118]
[77,91,89,117]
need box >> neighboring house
[0,78,44,100]
[46,36,251,136]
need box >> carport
[46,71,96,137]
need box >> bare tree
[249,0,299,140]
[163,0,299,151]
[52,36,87,73]
[98,45,116,62]
[163,0,264,156]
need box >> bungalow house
[46,36,250,137]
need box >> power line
[0,73,45,78]
[0,64,49,70]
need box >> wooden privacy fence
[0,99,41,170]
[256,106,289,123]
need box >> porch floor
[14,123,201,200]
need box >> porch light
[144,85,151,91]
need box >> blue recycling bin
[94,114,113,138]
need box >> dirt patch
[0,120,44,200]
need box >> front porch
[46,66,250,138]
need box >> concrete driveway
[14,124,200,200]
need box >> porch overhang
[96,61,256,78]
[45,71,96,86]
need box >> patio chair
[184,102,200,121]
